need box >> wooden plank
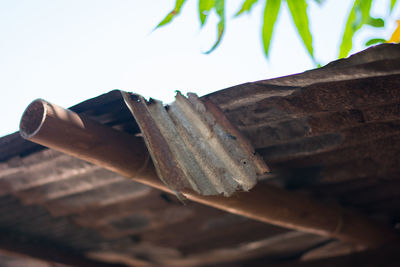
[274,244,400,267]
[0,228,124,267]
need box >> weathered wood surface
[0,44,400,265]
[275,244,400,267]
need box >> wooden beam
[0,228,125,267]
[274,244,400,267]
[19,98,399,248]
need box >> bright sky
[0,0,398,137]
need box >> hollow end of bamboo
[20,99,47,140]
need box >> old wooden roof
[0,44,400,266]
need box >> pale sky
[0,0,398,137]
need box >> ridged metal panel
[122,92,269,197]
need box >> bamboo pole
[20,98,398,248]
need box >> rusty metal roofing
[1,44,400,266]
[122,92,269,197]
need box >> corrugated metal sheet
[0,44,400,266]
[122,92,269,197]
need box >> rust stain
[122,91,269,196]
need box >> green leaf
[262,0,281,58]
[339,2,358,58]
[313,0,327,5]
[365,38,386,46]
[390,0,398,13]
[366,17,384,27]
[155,0,187,29]
[235,0,259,17]
[205,0,225,53]
[287,0,314,59]
[358,0,373,22]
[339,0,373,58]
[199,0,214,26]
